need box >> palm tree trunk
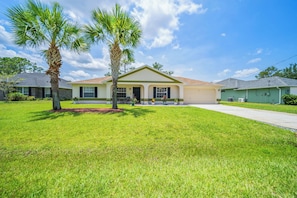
[50,74,61,110]
[46,43,62,110]
[110,43,122,109]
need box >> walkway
[191,104,297,132]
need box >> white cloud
[0,25,14,45]
[132,0,206,48]
[61,48,109,70]
[221,33,226,37]
[62,76,76,82]
[40,0,206,49]
[173,67,193,77]
[218,69,231,77]
[146,55,154,60]
[172,43,180,50]
[232,68,259,78]
[256,48,263,54]
[247,58,261,64]
[69,70,91,77]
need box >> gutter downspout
[276,87,281,104]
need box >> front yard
[221,101,297,114]
[0,101,296,197]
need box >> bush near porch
[0,101,296,197]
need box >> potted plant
[73,97,78,104]
[216,98,221,104]
[151,98,155,105]
[131,97,137,106]
[174,98,179,105]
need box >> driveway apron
[191,104,297,132]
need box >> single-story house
[216,77,297,104]
[71,65,222,104]
[0,73,72,100]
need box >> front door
[133,87,141,103]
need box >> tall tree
[85,4,142,109]
[0,57,43,75]
[152,62,174,76]
[7,0,87,110]
[281,63,297,79]
[255,66,281,79]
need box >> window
[44,88,51,97]
[17,87,29,95]
[117,88,126,98]
[84,87,95,98]
[156,87,167,98]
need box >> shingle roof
[175,76,222,87]
[70,76,111,84]
[15,73,72,89]
[215,78,246,89]
[217,77,297,90]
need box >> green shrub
[27,96,36,101]
[7,92,27,101]
[282,94,297,105]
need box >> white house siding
[148,85,180,99]
[72,85,80,98]
[72,84,106,98]
[291,87,297,95]
[120,68,174,82]
[183,87,216,104]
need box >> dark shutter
[80,87,83,97]
[42,88,45,98]
[50,88,52,97]
[153,87,156,98]
[29,87,32,96]
[95,87,98,98]
[167,87,171,98]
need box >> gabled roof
[216,78,246,89]
[70,65,221,87]
[15,73,72,89]
[217,77,297,90]
[109,65,182,83]
[70,76,111,85]
[175,76,222,87]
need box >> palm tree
[7,0,87,110]
[85,4,142,109]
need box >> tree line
[0,57,43,75]
[256,64,297,79]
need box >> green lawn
[0,101,296,197]
[221,101,297,114]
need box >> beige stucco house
[71,65,222,104]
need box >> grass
[0,101,296,197]
[221,101,297,114]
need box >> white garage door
[184,88,216,104]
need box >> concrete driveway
[191,104,297,132]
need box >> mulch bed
[52,108,123,113]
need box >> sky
[0,0,297,82]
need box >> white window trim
[117,87,127,98]
[83,87,95,98]
[156,87,167,98]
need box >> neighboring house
[217,77,297,104]
[0,73,72,100]
[71,65,222,104]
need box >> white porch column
[215,88,221,104]
[143,83,149,105]
[178,85,184,104]
[106,82,112,104]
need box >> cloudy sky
[1,0,297,82]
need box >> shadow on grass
[119,107,155,117]
[29,110,81,121]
